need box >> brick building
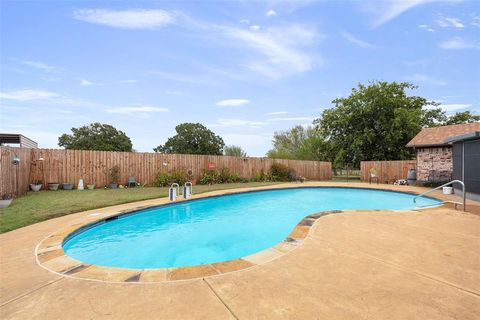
[406,122,480,182]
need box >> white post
[78,179,84,190]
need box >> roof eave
[407,143,450,148]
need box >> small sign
[208,163,216,170]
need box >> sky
[1,0,479,156]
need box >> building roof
[406,122,480,148]
[444,131,480,144]
[0,133,38,148]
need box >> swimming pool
[63,187,441,269]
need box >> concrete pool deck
[1,182,479,319]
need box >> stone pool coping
[35,183,446,283]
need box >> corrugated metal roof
[0,133,38,148]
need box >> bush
[108,165,120,184]
[199,168,241,185]
[414,180,449,188]
[154,171,188,187]
[270,163,293,181]
[250,169,271,182]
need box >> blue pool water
[63,187,441,269]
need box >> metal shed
[0,133,38,148]
[445,131,480,200]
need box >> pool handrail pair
[169,182,193,201]
[413,179,466,212]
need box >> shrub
[199,168,241,185]
[250,169,271,182]
[171,171,188,185]
[414,180,448,188]
[108,165,120,184]
[154,171,188,187]
[154,173,171,187]
[270,163,293,181]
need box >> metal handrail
[171,183,180,194]
[413,180,466,212]
[185,181,193,195]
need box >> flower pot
[87,184,95,190]
[443,186,453,195]
[48,183,60,191]
[30,184,42,192]
[109,183,118,189]
[0,199,13,209]
[62,183,73,190]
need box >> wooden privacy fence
[0,147,33,197]
[0,147,332,196]
[360,160,417,183]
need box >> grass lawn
[0,182,281,233]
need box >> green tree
[224,145,247,157]
[267,125,325,160]
[154,123,225,155]
[445,111,480,125]
[421,108,447,127]
[58,123,133,151]
[314,81,444,167]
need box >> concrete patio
[1,182,479,319]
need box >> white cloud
[440,103,472,112]
[0,90,108,110]
[266,111,288,115]
[106,106,168,114]
[266,10,277,17]
[419,24,435,32]
[21,60,59,72]
[80,79,95,86]
[240,19,250,25]
[73,9,176,29]
[119,79,138,84]
[437,17,464,28]
[165,90,188,96]
[267,116,314,122]
[472,16,480,27]
[222,24,320,79]
[250,25,260,31]
[42,76,62,82]
[340,31,374,48]
[149,71,219,86]
[439,37,479,50]
[363,0,434,28]
[405,74,447,86]
[0,89,60,101]
[208,118,266,128]
[216,99,250,107]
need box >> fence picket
[0,147,332,196]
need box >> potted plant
[48,182,60,191]
[108,165,120,189]
[30,180,43,192]
[0,193,14,209]
[87,172,95,190]
[62,182,73,190]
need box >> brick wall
[416,146,453,182]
